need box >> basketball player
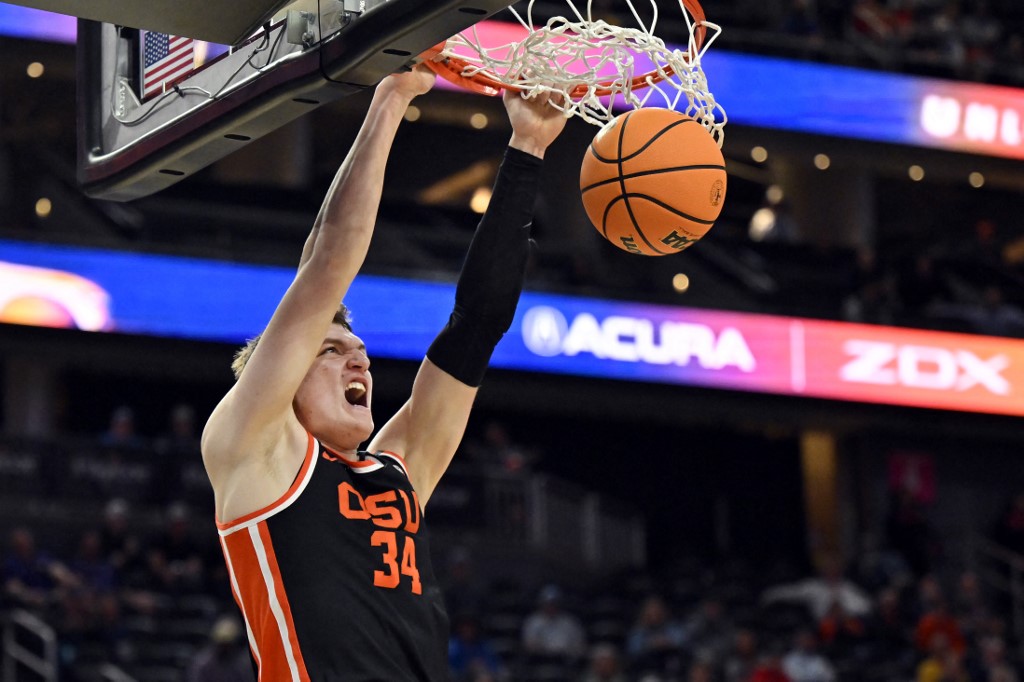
[201,64,567,680]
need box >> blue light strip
[4,239,1023,416]
[0,5,76,42]
[703,51,923,145]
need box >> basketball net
[423,0,726,145]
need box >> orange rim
[420,0,707,98]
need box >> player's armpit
[367,358,477,505]
[202,403,309,521]
[201,388,302,475]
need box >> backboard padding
[77,0,515,201]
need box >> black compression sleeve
[426,146,544,386]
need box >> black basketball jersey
[217,433,450,681]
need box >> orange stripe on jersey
[221,529,283,678]
[217,433,317,533]
[322,445,380,468]
[221,522,310,681]
[220,535,261,667]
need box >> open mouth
[344,381,367,408]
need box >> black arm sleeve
[426,146,544,386]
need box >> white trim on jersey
[374,451,410,478]
[347,459,385,474]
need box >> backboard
[2,0,295,45]
[75,0,514,201]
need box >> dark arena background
[1,2,1024,680]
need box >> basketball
[579,108,727,256]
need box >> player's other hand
[505,89,568,159]
[382,63,436,101]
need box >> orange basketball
[580,108,727,256]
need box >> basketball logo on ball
[580,108,727,256]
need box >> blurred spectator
[748,198,799,244]
[960,0,1000,79]
[779,0,822,40]
[913,573,945,618]
[951,570,991,642]
[863,586,914,668]
[723,627,760,682]
[978,636,1019,682]
[442,546,489,618]
[449,612,503,682]
[465,419,538,477]
[750,648,793,682]
[521,584,587,661]
[781,629,835,682]
[845,270,899,325]
[929,285,1024,337]
[848,0,910,59]
[850,247,880,294]
[96,498,163,616]
[147,501,205,594]
[885,489,935,578]
[187,615,254,682]
[974,613,1012,648]
[844,247,889,324]
[153,403,202,503]
[913,593,966,657]
[99,499,148,586]
[64,529,120,639]
[915,632,971,682]
[849,0,893,42]
[760,554,872,624]
[685,595,735,664]
[898,254,945,322]
[155,403,200,455]
[582,642,628,682]
[816,600,868,659]
[626,594,688,676]
[992,492,1024,555]
[100,405,145,449]
[852,531,913,592]
[687,658,718,682]
[2,526,77,612]
[963,218,1004,265]
[973,286,1024,337]
[919,0,967,73]
[997,33,1024,86]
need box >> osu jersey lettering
[217,434,449,681]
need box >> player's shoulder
[202,397,305,480]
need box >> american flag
[141,31,195,99]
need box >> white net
[434,0,727,144]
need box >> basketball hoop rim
[420,0,709,98]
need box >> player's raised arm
[202,67,435,502]
[369,89,567,504]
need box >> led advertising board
[2,239,1022,417]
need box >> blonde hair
[231,304,352,380]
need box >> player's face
[293,324,373,450]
